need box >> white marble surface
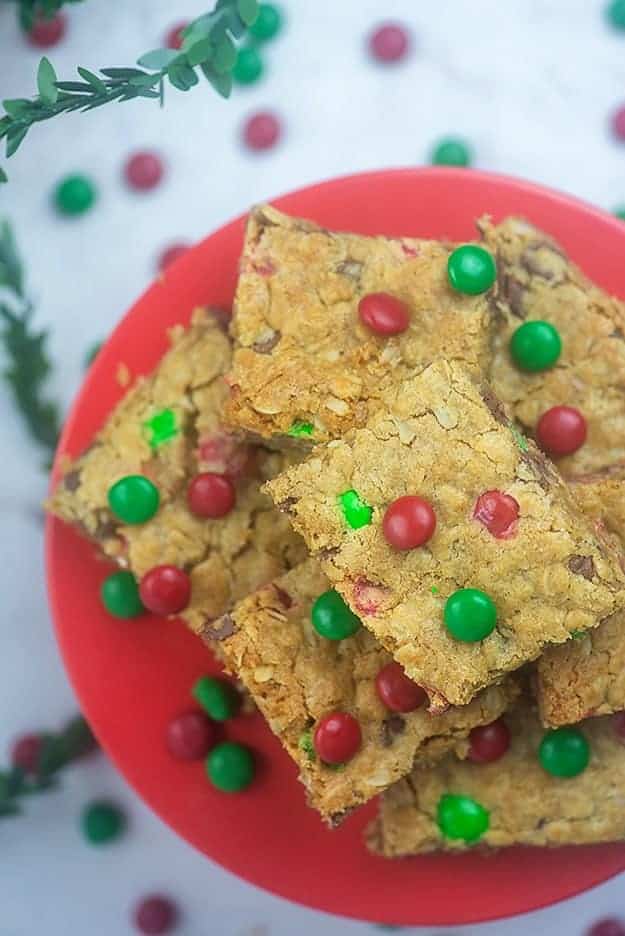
[1,1,625,933]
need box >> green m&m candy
[107,475,160,524]
[207,741,255,792]
[100,571,144,618]
[444,588,497,642]
[509,320,562,372]
[81,800,126,844]
[54,174,97,216]
[448,245,496,295]
[249,3,283,40]
[539,726,590,778]
[437,793,490,842]
[607,0,625,29]
[233,46,264,84]
[193,676,240,721]
[339,489,373,529]
[312,589,361,640]
[431,137,472,167]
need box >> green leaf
[137,48,180,70]
[0,167,7,184]
[237,0,259,26]
[2,99,31,118]
[185,37,214,67]
[6,127,28,158]
[37,58,58,104]
[213,35,237,74]
[167,64,199,91]
[0,221,24,296]
[77,67,107,94]
[100,67,148,79]
[128,73,161,89]
[201,63,233,98]
[225,11,247,38]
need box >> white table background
[1,1,625,933]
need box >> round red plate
[46,169,625,927]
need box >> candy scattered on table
[100,570,144,618]
[509,320,562,371]
[81,800,126,844]
[242,111,282,150]
[133,894,179,934]
[313,712,362,764]
[250,4,283,41]
[193,676,240,721]
[368,22,411,63]
[586,918,625,936]
[339,489,373,529]
[107,475,160,524]
[53,174,97,216]
[26,12,66,47]
[431,137,472,167]
[233,46,265,85]
[164,21,188,50]
[437,793,490,842]
[611,103,625,140]
[124,151,165,191]
[139,566,191,616]
[187,472,236,518]
[444,588,497,642]
[10,733,43,773]
[607,0,625,28]
[467,718,511,763]
[536,405,587,456]
[375,662,426,713]
[206,741,255,792]
[472,490,519,539]
[166,711,218,761]
[447,244,496,294]
[311,589,362,640]
[157,243,190,272]
[539,726,590,777]
[358,292,410,336]
[382,495,436,550]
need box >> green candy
[233,46,264,84]
[614,206,625,221]
[444,588,497,642]
[431,137,472,167]
[144,408,178,448]
[437,793,490,842]
[207,741,254,792]
[54,174,97,216]
[339,489,373,529]
[288,419,314,438]
[81,800,125,844]
[447,245,496,295]
[249,3,283,40]
[607,0,625,29]
[509,320,562,372]
[193,676,240,721]
[100,571,144,618]
[107,475,159,524]
[539,726,590,778]
[311,589,361,640]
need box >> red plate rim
[46,168,625,927]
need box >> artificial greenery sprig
[0,0,259,181]
[2,0,85,32]
[0,220,61,453]
[0,716,97,818]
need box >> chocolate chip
[329,810,349,828]
[277,496,297,515]
[499,273,526,319]
[520,241,567,280]
[480,386,508,425]
[568,555,596,580]
[206,306,231,331]
[273,585,293,609]
[252,330,281,354]
[335,259,363,280]
[317,545,340,560]
[63,469,82,492]
[380,715,406,748]
[203,613,236,640]
[610,327,625,341]
[93,512,118,540]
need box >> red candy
[586,919,625,936]
[27,12,66,47]
[242,112,282,151]
[198,432,249,478]
[383,495,436,550]
[165,20,188,50]
[613,711,625,744]
[612,105,625,142]
[375,662,427,713]
[139,566,191,616]
[187,473,236,518]
[313,712,362,764]
[133,894,178,934]
[369,22,411,63]
[358,292,410,336]
[166,711,217,760]
[467,717,511,763]
[11,734,42,773]
[536,405,587,456]
[157,243,190,272]
[473,490,519,539]
[124,151,165,191]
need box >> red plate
[46,169,625,927]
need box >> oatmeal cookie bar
[226,205,495,443]
[48,309,306,635]
[266,360,625,710]
[214,559,518,824]
[367,703,625,855]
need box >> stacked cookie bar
[50,206,625,852]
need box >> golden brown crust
[226,205,494,442]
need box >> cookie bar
[226,205,495,443]
[536,468,625,726]
[214,558,519,824]
[367,703,625,855]
[48,309,306,635]
[266,360,625,710]
[481,216,625,478]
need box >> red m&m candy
[166,711,218,760]
[124,151,165,191]
[358,293,410,336]
[165,21,188,50]
[314,712,361,764]
[586,918,625,936]
[473,490,519,539]
[187,473,235,518]
[133,894,178,934]
[383,495,436,549]
[242,112,282,151]
[157,243,190,272]
[368,22,411,63]
[467,717,511,763]
[11,734,43,773]
[27,12,66,47]
[375,662,427,713]
[536,406,587,456]
[139,566,191,616]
